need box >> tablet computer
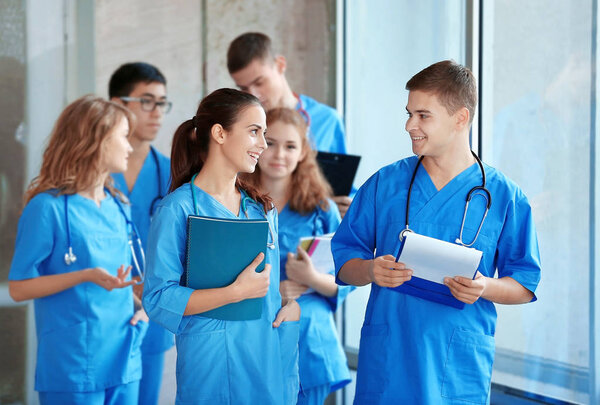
[316,151,361,196]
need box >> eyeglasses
[119,96,173,114]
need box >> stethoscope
[294,92,311,127]
[148,146,165,216]
[400,151,492,248]
[64,191,146,283]
[189,173,276,250]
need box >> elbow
[8,283,28,302]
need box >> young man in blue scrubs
[109,62,173,405]
[227,32,353,216]
[332,60,541,404]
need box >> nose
[258,133,267,150]
[247,86,261,100]
[405,115,417,132]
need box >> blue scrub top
[143,183,300,404]
[332,156,541,405]
[9,191,146,393]
[112,146,174,354]
[298,94,347,154]
[278,201,351,392]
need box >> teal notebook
[184,215,268,321]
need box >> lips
[248,151,260,163]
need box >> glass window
[480,1,592,403]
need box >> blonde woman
[9,95,147,405]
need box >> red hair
[243,108,332,214]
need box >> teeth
[411,137,425,141]
[248,152,259,161]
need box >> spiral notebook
[184,215,268,320]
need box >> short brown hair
[406,60,477,124]
[227,32,274,73]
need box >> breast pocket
[441,328,495,404]
[175,328,230,404]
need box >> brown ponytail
[170,88,272,212]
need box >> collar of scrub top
[400,150,492,248]
[148,146,165,216]
[189,173,276,249]
[63,190,146,284]
[293,92,311,127]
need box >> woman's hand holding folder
[231,253,271,301]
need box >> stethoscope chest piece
[64,247,77,265]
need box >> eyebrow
[139,93,167,100]
[405,107,432,114]
[247,124,264,130]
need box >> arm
[9,265,135,302]
[183,254,271,316]
[285,248,338,297]
[444,273,533,305]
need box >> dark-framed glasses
[120,96,173,114]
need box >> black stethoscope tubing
[402,150,492,247]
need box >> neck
[78,173,108,204]
[129,136,151,160]
[260,174,290,211]
[280,83,298,109]
[421,140,475,190]
[194,154,239,199]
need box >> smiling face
[405,90,465,158]
[218,104,268,174]
[100,116,133,173]
[258,120,305,182]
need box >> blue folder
[393,235,466,309]
[183,215,268,320]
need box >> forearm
[337,258,373,286]
[481,276,534,304]
[307,273,338,297]
[9,269,91,301]
[183,284,243,316]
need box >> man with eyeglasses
[109,62,173,405]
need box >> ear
[210,124,226,144]
[455,107,470,130]
[274,55,287,75]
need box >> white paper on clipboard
[398,232,483,284]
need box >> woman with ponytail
[243,108,352,404]
[8,95,147,404]
[143,88,300,404]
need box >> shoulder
[153,147,170,164]
[25,191,62,214]
[300,94,340,118]
[157,183,192,212]
[483,163,528,201]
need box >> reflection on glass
[483,1,591,402]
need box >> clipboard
[393,232,482,309]
[316,152,361,196]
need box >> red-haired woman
[8,95,148,404]
[244,108,352,404]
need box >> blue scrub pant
[39,381,139,405]
[138,351,165,405]
[297,384,330,405]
